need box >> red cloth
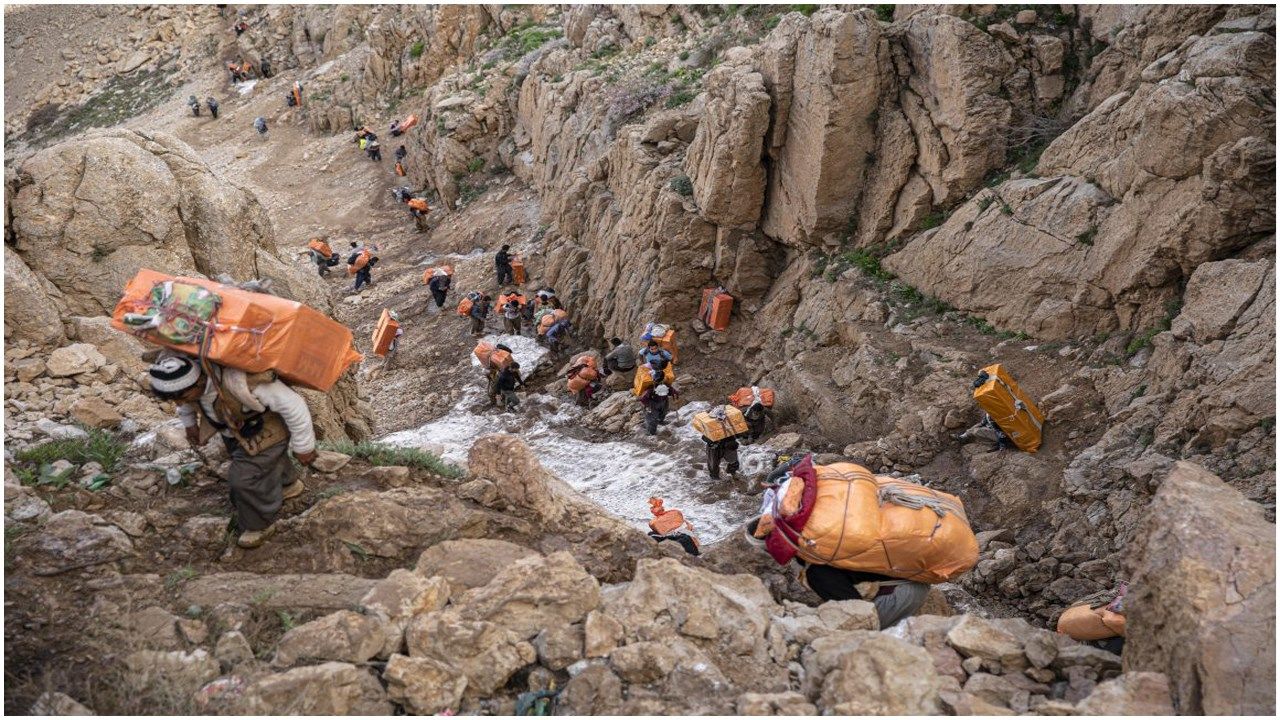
[765,454,818,566]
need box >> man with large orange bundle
[147,353,317,549]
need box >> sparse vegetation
[498,21,562,60]
[409,40,426,59]
[1076,226,1097,246]
[874,5,896,22]
[277,610,298,632]
[13,428,127,487]
[320,440,463,478]
[165,566,199,590]
[669,174,694,197]
[919,210,948,230]
[466,157,486,173]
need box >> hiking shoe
[236,524,277,549]
[282,480,305,500]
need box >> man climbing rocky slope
[3,3,1274,716]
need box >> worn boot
[282,479,305,500]
[237,523,277,549]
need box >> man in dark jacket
[469,293,491,336]
[798,561,930,629]
[705,433,740,480]
[638,382,676,435]
[206,96,220,119]
[427,272,451,309]
[494,362,525,411]
[495,245,514,286]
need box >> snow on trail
[381,345,768,541]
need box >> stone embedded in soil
[383,654,468,715]
[214,630,255,669]
[310,450,352,473]
[414,538,541,595]
[45,344,106,377]
[237,661,392,714]
[28,691,95,716]
[271,609,387,667]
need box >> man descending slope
[148,354,316,548]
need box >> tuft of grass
[14,428,128,484]
[277,610,298,632]
[665,88,697,108]
[165,566,198,590]
[251,588,276,606]
[669,174,694,197]
[874,4,895,22]
[1076,226,1096,246]
[466,157,486,173]
[409,41,426,59]
[320,440,463,478]
[499,21,562,60]
[919,210,947,230]
[342,541,370,561]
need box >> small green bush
[466,157,486,173]
[669,175,694,197]
[919,210,947,230]
[665,88,697,108]
[14,428,128,479]
[320,441,463,478]
[1076,226,1096,246]
[409,41,426,59]
[874,5,896,22]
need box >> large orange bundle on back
[422,266,453,285]
[371,309,400,357]
[1057,604,1126,641]
[511,256,526,284]
[497,292,528,308]
[690,405,749,442]
[473,342,513,370]
[537,308,568,336]
[790,463,978,584]
[566,354,600,393]
[308,238,333,256]
[974,363,1045,453]
[400,114,419,132]
[112,269,361,391]
[730,386,775,409]
[632,363,676,396]
[347,248,371,276]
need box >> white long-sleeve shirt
[177,377,316,455]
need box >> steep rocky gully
[3,4,1275,716]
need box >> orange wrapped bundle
[648,498,691,535]
[347,248,371,276]
[566,355,600,393]
[511,256,526,284]
[308,238,333,256]
[792,463,978,584]
[1057,604,1126,640]
[111,269,361,391]
[371,309,400,357]
[497,291,528,307]
[730,386,775,409]
[473,341,513,370]
[422,265,454,284]
[974,363,1045,453]
[632,363,676,397]
[537,308,568,336]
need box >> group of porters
[106,268,1120,640]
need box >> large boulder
[271,610,387,667]
[450,551,600,639]
[383,654,467,715]
[802,631,944,714]
[1075,671,1176,715]
[404,611,536,695]
[8,129,324,316]
[414,538,541,595]
[26,510,133,574]
[1123,461,1275,715]
[599,557,787,691]
[685,59,770,228]
[237,662,392,714]
[359,570,450,657]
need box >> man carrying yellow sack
[148,353,316,548]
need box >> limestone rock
[124,649,220,695]
[28,691,95,716]
[466,434,564,520]
[1076,671,1175,715]
[452,551,599,639]
[70,395,123,429]
[272,609,387,667]
[946,615,1026,667]
[238,662,392,714]
[383,653,467,715]
[359,570,450,657]
[415,538,540,595]
[601,557,786,691]
[28,510,133,573]
[685,62,770,228]
[46,343,106,377]
[1123,462,1275,714]
[804,631,944,715]
[404,611,536,695]
[311,450,352,473]
[214,631,255,669]
[533,622,583,671]
[736,690,817,715]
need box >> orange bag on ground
[1057,604,1126,640]
[422,266,454,284]
[730,386,775,409]
[690,405,749,442]
[700,288,733,331]
[974,363,1045,453]
[308,238,333,257]
[511,256,527,285]
[111,269,361,391]
[399,114,419,132]
[789,463,978,584]
[371,309,400,357]
[632,363,677,396]
[456,297,474,317]
[567,355,600,393]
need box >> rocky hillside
[3,3,1275,716]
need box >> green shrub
[409,41,426,59]
[320,441,463,478]
[665,88,697,108]
[14,428,128,482]
[466,157,486,173]
[669,174,694,197]
[874,4,895,22]
[919,210,947,230]
[1076,226,1096,246]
